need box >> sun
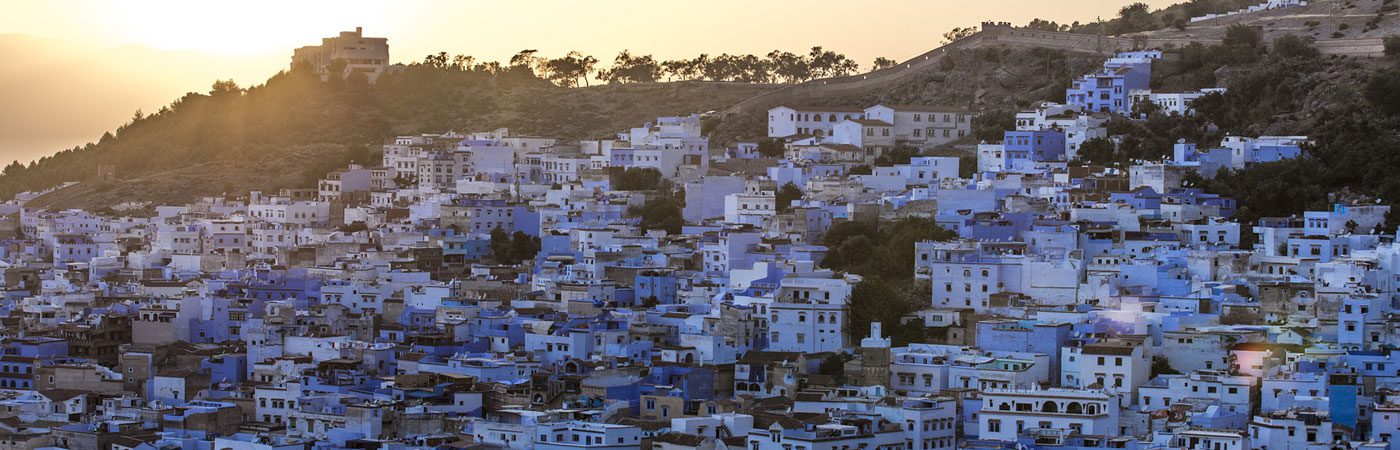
[97,0,403,54]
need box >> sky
[0,0,1176,165]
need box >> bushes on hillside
[820,217,956,281]
[608,167,666,191]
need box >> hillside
[713,46,1110,143]
[1,67,777,210]
[1136,0,1400,41]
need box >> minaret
[859,322,892,387]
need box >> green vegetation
[756,139,786,158]
[493,46,871,84]
[973,110,1016,143]
[1057,0,1261,36]
[1272,34,1320,60]
[820,217,956,281]
[845,276,934,347]
[1145,27,1400,235]
[816,353,855,385]
[776,182,804,212]
[1,61,776,207]
[1077,138,1118,165]
[633,195,685,235]
[1385,35,1400,58]
[607,167,666,191]
[490,227,542,265]
[1150,356,1181,377]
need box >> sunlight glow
[96,0,407,54]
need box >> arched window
[998,402,1011,411]
[1041,402,1059,413]
[1066,402,1083,414]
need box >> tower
[858,322,892,387]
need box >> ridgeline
[1,67,776,210]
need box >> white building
[767,105,866,138]
[766,274,854,354]
[1137,370,1255,414]
[862,104,971,147]
[1247,409,1335,450]
[977,387,1120,442]
[291,27,391,83]
[1060,338,1150,408]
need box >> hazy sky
[0,0,1175,164]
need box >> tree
[1385,35,1400,58]
[820,217,956,280]
[507,49,544,79]
[799,47,858,79]
[661,59,690,81]
[1078,138,1118,164]
[871,57,898,71]
[1026,19,1067,32]
[1365,69,1400,116]
[599,50,662,84]
[539,51,597,87]
[767,50,811,82]
[490,227,541,265]
[422,52,449,68]
[636,196,684,234]
[1150,356,1180,377]
[490,226,512,262]
[844,278,929,347]
[3,160,23,177]
[451,54,476,70]
[608,167,665,191]
[756,139,786,158]
[571,52,599,87]
[776,182,803,212]
[942,26,978,44]
[338,221,369,233]
[209,79,243,96]
[1113,2,1158,35]
[1272,34,1319,59]
[972,110,1015,143]
[1223,24,1263,49]
[817,353,853,384]
[509,49,540,68]
[875,146,920,166]
[508,231,541,263]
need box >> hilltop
[7,0,1400,213]
[712,46,1111,144]
[1135,0,1400,41]
[2,68,776,210]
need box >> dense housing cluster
[1,23,1398,450]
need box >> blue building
[975,320,1073,379]
[1066,52,1156,114]
[634,270,678,305]
[1004,130,1067,162]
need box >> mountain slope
[1,66,778,209]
